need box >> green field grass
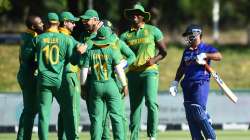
[0,44,250,92]
[0,131,250,140]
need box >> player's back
[86,46,120,82]
[35,31,74,86]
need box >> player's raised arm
[204,52,222,61]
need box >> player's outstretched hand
[77,43,88,54]
[93,21,103,33]
[196,53,207,65]
[169,80,178,96]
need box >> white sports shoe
[149,137,156,140]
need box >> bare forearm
[80,68,89,85]
[206,52,222,61]
[154,40,167,63]
[153,53,165,63]
[175,66,184,81]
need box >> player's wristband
[115,64,127,86]
[80,68,89,85]
[120,59,128,69]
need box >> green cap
[80,9,99,20]
[47,12,59,23]
[60,11,79,22]
[92,26,116,46]
[124,3,151,22]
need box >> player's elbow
[216,52,222,61]
[211,52,222,61]
[162,50,167,58]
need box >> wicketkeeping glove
[169,80,179,96]
[196,53,207,65]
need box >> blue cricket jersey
[181,42,218,106]
[182,42,218,82]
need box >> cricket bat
[205,64,238,103]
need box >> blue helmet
[182,24,202,37]
[182,24,202,45]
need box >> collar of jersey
[26,29,38,37]
[130,23,145,31]
[59,27,71,35]
[188,42,204,50]
[46,27,59,33]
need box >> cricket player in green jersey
[120,3,167,140]
[34,13,83,140]
[79,9,103,43]
[57,11,86,140]
[80,26,128,140]
[17,15,44,140]
[101,20,136,140]
[78,9,103,107]
[78,9,102,99]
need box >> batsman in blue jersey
[169,24,222,140]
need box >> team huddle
[17,3,222,140]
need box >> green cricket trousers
[57,72,81,140]
[37,83,62,140]
[16,72,37,140]
[127,71,159,140]
[89,79,124,140]
[102,98,128,140]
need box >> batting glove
[169,80,179,96]
[196,53,207,65]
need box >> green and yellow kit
[57,27,81,140]
[34,27,78,140]
[79,30,97,43]
[16,29,38,140]
[81,44,124,140]
[102,36,136,140]
[120,24,164,140]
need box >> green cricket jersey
[34,27,76,86]
[79,30,97,44]
[59,27,80,73]
[120,24,163,72]
[110,36,136,66]
[82,45,121,82]
[18,29,38,76]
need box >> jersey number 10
[42,45,59,65]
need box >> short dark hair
[46,21,59,28]
[25,15,38,29]
[59,21,64,27]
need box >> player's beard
[82,24,92,31]
[130,17,143,27]
[130,18,139,25]
[34,28,44,34]
[88,24,96,32]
